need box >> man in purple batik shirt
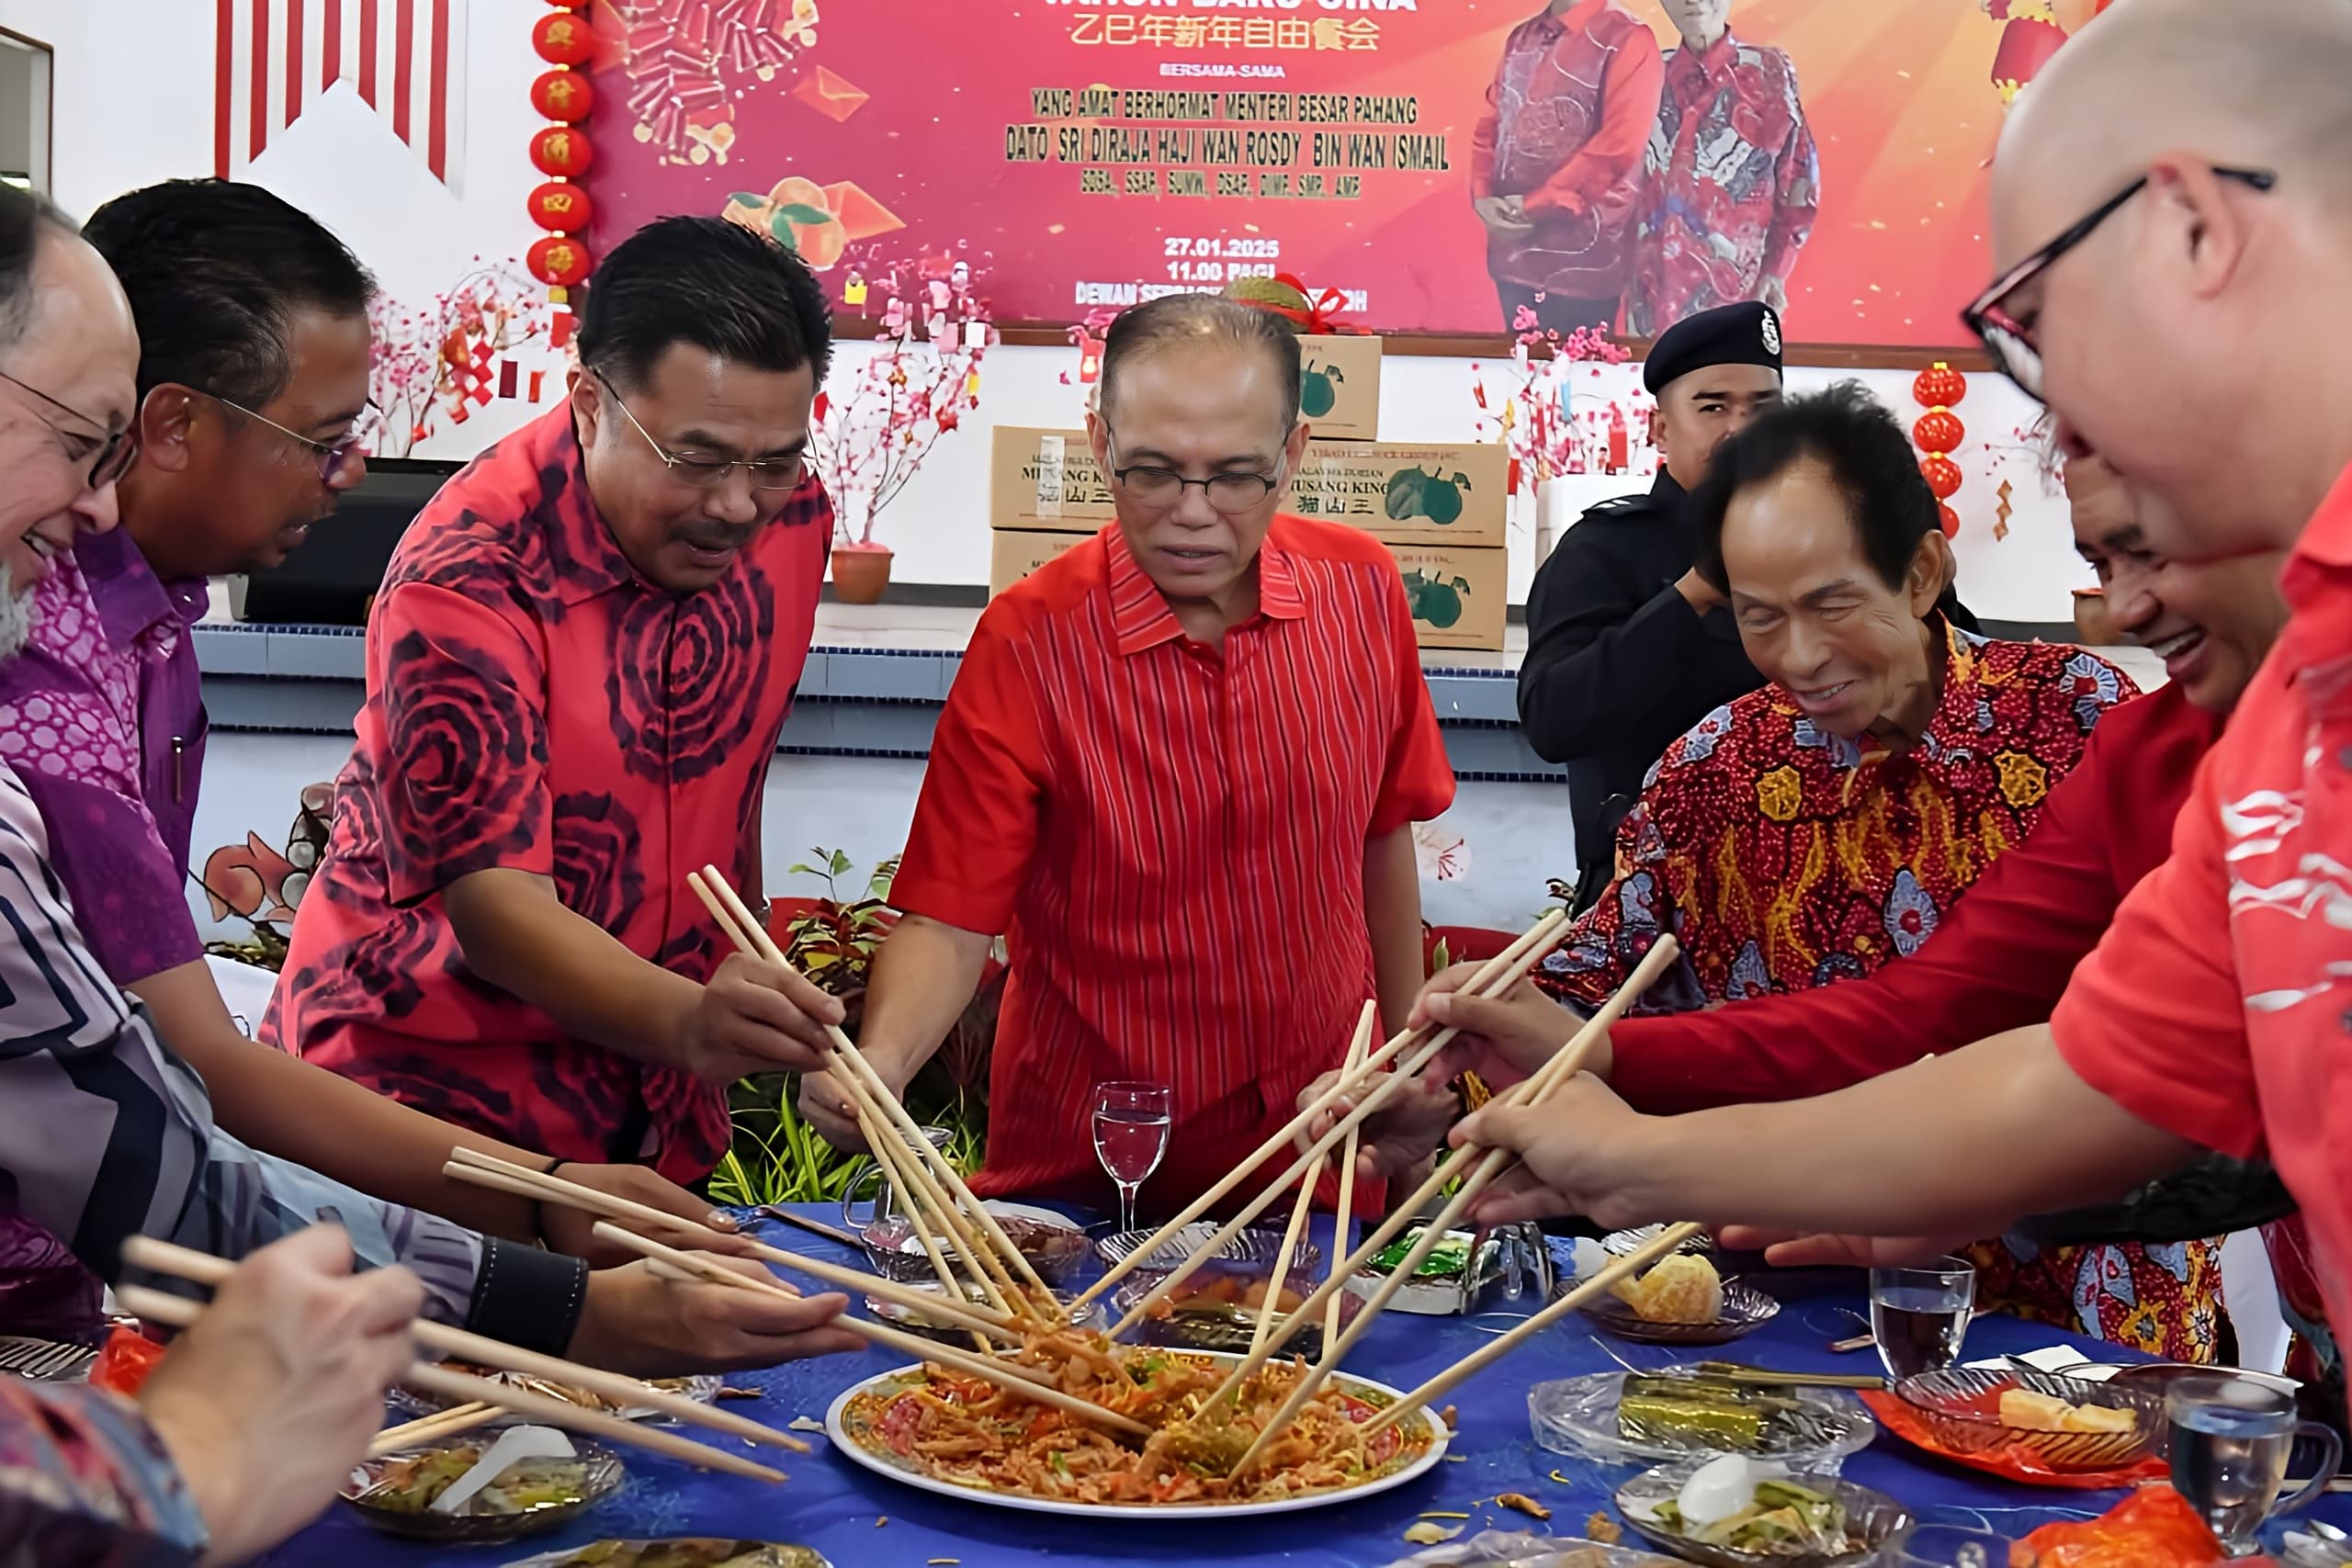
[0,521,210,985]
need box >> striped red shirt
[893,516,1456,1210]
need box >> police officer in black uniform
[1520,302,1784,911]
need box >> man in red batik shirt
[801,295,1456,1213]
[268,218,852,1184]
[1625,0,1820,337]
[1471,0,1662,333]
[1410,0,2352,1416]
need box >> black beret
[1641,300,1785,395]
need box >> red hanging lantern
[1913,361,1968,410]
[532,10,594,65]
[527,180,593,232]
[1920,456,1964,501]
[527,234,594,292]
[531,68,594,123]
[529,124,594,178]
[1913,409,1965,457]
[1939,502,1962,539]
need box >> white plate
[825,1349,1451,1518]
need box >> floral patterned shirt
[263,405,831,1183]
[1540,626,2237,1363]
[0,1379,208,1567]
[1544,624,2136,1012]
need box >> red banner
[588,0,2109,345]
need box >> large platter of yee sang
[826,1337,1449,1517]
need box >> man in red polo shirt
[268,217,848,1184]
[803,294,1455,1211]
[1428,0,2352,1371]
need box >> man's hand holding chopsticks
[567,1258,865,1379]
[681,952,847,1083]
[1452,1071,1667,1231]
[137,1225,422,1567]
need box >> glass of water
[1091,1081,1172,1234]
[1869,1256,1976,1383]
[2166,1371,2342,1557]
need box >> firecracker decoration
[1913,360,1969,537]
[1467,308,1639,489]
[530,125,594,179]
[614,0,821,167]
[1995,479,2015,542]
[530,6,594,303]
[812,256,991,549]
[367,263,548,457]
[1983,0,2112,107]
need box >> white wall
[4,0,2091,622]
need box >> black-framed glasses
[1962,164,2276,400]
[0,367,138,488]
[594,371,807,491]
[201,388,374,482]
[1105,436,1283,514]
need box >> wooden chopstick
[1225,936,1681,1472]
[1359,1224,1707,1439]
[589,1223,1153,1439]
[1104,915,1578,1338]
[1322,1001,1376,1357]
[1690,1362,1887,1391]
[688,868,1044,1314]
[370,1401,503,1458]
[1249,1001,1374,1360]
[113,1284,789,1484]
[119,1236,807,1456]
[754,1205,862,1250]
[439,1153,1020,1338]
[1071,910,1566,1314]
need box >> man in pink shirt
[1437,0,2352,1365]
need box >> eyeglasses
[1106,444,1282,515]
[1962,164,2276,400]
[0,367,139,488]
[202,389,373,482]
[595,372,808,491]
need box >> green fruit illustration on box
[1300,362,1345,418]
[1402,569,1472,629]
[1384,467,1476,525]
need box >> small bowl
[340,1438,623,1542]
[1615,1460,1914,1567]
[860,1203,1089,1288]
[1530,1368,1880,1472]
[863,1281,1105,1346]
[1091,1221,1320,1276]
[1582,1281,1783,1347]
[387,1369,720,1422]
[1893,1366,2162,1470]
[1603,1224,1715,1260]
[1110,1275,1366,1360]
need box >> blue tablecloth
[262,1207,2352,1567]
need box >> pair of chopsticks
[115,1235,802,1483]
[439,1151,1148,1438]
[1244,1001,1378,1362]
[1224,933,1689,1472]
[685,864,1050,1335]
[1082,909,1577,1335]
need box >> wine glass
[1869,1255,1976,1382]
[1091,1081,1171,1234]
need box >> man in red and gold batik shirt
[1534,389,2222,1359]
[802,296,1455,1213]
[1471,0,1662,333]
[1624,0,1820,337]
[268,218,852,1184]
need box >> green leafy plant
[709,1074,867,1207]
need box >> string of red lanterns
[526,3,595,300]
[1913,360,1968,539]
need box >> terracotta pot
[830,544,893,604]
[2073,588,2116,647]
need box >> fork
[0,1337,97,1381]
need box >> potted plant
[811,259,993,604]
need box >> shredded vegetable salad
[840,1330,1433,1506]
